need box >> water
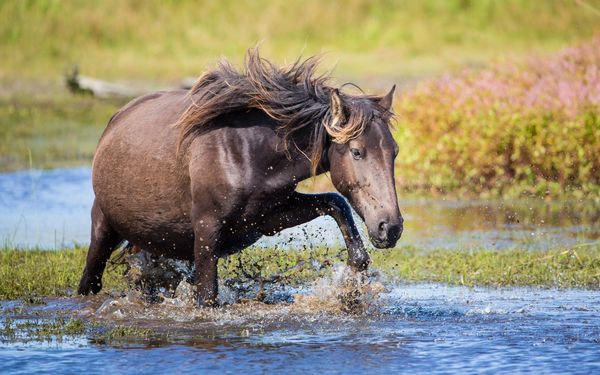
[2,275,600,374]
[1,167,598,249]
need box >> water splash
[294,265,386,314]
[88,258,388,327]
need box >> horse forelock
[175,48,383,174]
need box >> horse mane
[175,48,383,175]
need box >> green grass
[0,247,128,300]
[0,316,154,343]
[0,94,123,171]
[13,318,85,336]
[1,245,599,300]
[371,246,600,288]
[1,0,599,82]
[92,325,154,343]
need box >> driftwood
[65,66,196,98]
[180,76,198,90]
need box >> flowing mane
[175,48,384,174]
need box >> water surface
[1,276,599,374]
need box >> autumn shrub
[394,37,600,199]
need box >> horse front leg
[261,192,370,271]
[192,217,220,307]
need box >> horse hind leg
[77,200,123,295]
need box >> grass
[1,244,599,301]
[0,247,128,300]
[371,246,600,288]
[0,317,85,343]
[92,325,154,343]
[1,0,599,82]
[0,316,154,343]
[12,318,85,336]
[0,94,123,171]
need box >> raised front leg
[261,192,370,271]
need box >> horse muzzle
[370,217,403,249]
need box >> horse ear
[378,84,396,111]
[330,88,345,124]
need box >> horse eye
[350,148,362,160]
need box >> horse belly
[92,95,195,259]
[127,221,195,260]
[218,230,263,257]
[96,182,195,260]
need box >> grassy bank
[1,245,599,300]
[0,247,128,300]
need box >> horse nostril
[378,221,386,231]
[378,221,388,238]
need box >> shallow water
[2,272,600,374]
[1,167,598,250]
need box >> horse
[77,49,403,306]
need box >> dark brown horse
[78,49,403,306]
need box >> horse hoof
[348,254,370,272]
[77,277,102,295]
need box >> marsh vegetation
[2,244,599,301]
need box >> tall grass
[1,0,599,81]
[394,37,600,198]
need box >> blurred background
[1,0,599,198]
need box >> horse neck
[278,128,331,182]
